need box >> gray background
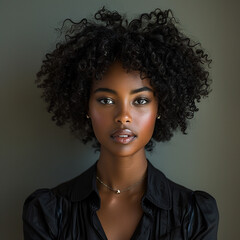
[1,0,239,239]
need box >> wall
[0,0,239,239]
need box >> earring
[86,114,90,119]
[157,115,161,119]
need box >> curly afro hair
[36,7,212,152]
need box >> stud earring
[86,115,90,119]
[157,115,161,119]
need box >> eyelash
[97,97,150,105]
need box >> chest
[58,198,187,240]
[96,196,143,240]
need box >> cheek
[91,111,105,127]
[141,113,156,132]
[88,106,111,136]
[135,109,157,136]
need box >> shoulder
[166,177,219,239]
[52,162,96,201]
[166,176,218,215]
[22,189,60,239]
[192,190,218,214]
[148,162,219,238]
[165,175,218,217]
[22,164,96,238]
[23,188,59,215]
[155,168,218,211]
[23,162,96,208]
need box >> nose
[114,103,132,124]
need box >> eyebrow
[93,87,154,95]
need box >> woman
[23,7,219,239]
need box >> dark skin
[88,62,159,240]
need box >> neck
[96,148,148,190]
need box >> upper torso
[22,160,219,240]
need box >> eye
[134,98,150,105]
[97,97,114,105]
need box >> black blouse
[22,160,219,239]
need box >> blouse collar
[69,159,172,210]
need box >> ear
[86,110,91,119]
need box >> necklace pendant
[116,189,121,194]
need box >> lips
[111,129,137,144]
[111,129,136,137]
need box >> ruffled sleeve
[187,191,219,240]
[22,189,61,240]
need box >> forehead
[91,62,153,91]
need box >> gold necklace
[96,176,146,194]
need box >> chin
[101,144,146,158]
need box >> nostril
[115,112,132,124]
[117,119,131,123]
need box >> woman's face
[88,62,158,157]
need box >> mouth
[111,129,137,144]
